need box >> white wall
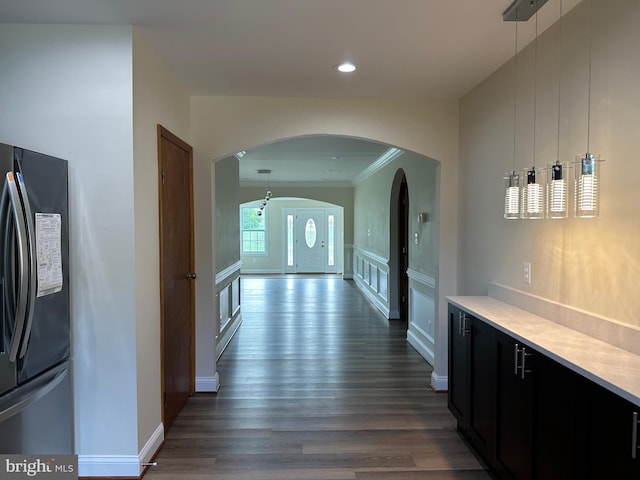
[459,0,640,326]
[239,197,344,274]
[132,29,191,460]
[0,24,139,474]
[191,95,459,388]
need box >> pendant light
[504,11,521,220]
[573,0,603,218]
[521,1,544,220]
[546,0,569,219]
[256,169,272,217]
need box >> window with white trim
[241,206,267,254]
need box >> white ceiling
[0,0,579,184]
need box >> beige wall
[459,0,640,326]
[215,156,241,272]
[354,151,438,277]
[132,29,191,455]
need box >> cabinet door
[494,331,534,480]
[466,317,493,460]
[448,305,468,423]
[579,381,640,479]
[532,355,578,480]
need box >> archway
[389,169,409,322]
[192,97,460,392]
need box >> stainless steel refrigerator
[0,143,72,454]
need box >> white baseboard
[353,275,390,318]
[78,423,164,477]
[239,268,282,274]
[196,372,220,392]
[78,455,140,477]
[407,329,435,367]
[217,314,243,360]
[139,423,164,466]
[430,372,448,392]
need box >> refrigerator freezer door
[14,148,70,383]
[0,361,72,454]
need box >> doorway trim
[157,125,196,429]
[389,169,409,321]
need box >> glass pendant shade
[504,172,520,219]
[546,161,569,219]
[574,153,600,218]
[520,167,545,219]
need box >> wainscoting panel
[219,286,230,332]
[353,247,390,317]
[215,262,243,362]
[406,269,437,369]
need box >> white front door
[295,209,326,273]
[285,208,338,273]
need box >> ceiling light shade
[520,167,545,219]
[574,153,601,218]
[503,10,521,220]
[574,0,604,219]
[546,161,569,219]
[504,172,521,219]
[336,62,356,73]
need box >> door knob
[186,272,197,280]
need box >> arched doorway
[389,169,409,322]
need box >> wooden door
[397,178,409,320]
[157,125,195,430]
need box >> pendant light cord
[513,13,518,173]
[586,0,593,154]
[532,1,538,169]
[556,0,563,163]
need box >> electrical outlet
[523,262,531,284]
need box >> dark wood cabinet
[447,304,493,460]
[493,330,534,480]
[447,300,640,480]
[448,304,467,422]
[532,354,578,480]
[577,381,640,479]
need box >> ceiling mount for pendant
[503,0,549,21]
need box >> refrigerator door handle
[15,172,36,359]
[5,172,30,362]
[0,181,9,354]
[0,368,68,423]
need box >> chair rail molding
[406,268,436,289]
[215,260,242,287]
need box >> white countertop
[447,296,640,407]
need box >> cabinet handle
[458,312,469,337]
[633,412,639,459]
[460,313,470,337]
[514,343,521,375]
[521,347,534,380]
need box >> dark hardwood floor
[145,275,489,479]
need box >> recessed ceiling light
[335,62,356,73]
